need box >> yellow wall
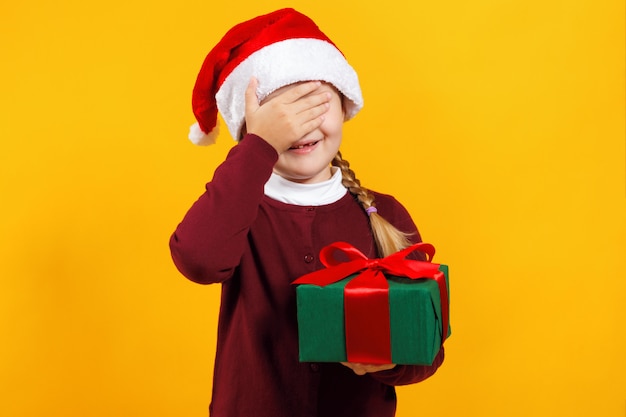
[1,1,624,416]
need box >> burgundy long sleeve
[170,134,444,417]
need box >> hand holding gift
[340,362,397,375]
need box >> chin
[284,168,331,184]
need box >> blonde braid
[332,151,413,257]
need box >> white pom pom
[188,122,218,146]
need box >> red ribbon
[293,242,449,364]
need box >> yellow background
[1,0,624,416]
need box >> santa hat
[188,8,363,145]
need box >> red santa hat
[188,8,364,145]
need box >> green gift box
[293,242,450,366]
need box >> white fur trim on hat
[216,38,363,141]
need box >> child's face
[270,82,345,184]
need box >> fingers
[295,99,329,134]
[340,362,367,375]
[296,93,331,120]
[274,82,330,138]
[281,80,324,104]
[260,80,329,117]
[244,77,260,116]
[285,82,331,116]
[244,79,332,153]
[340,362,397,375]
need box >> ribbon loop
[294,242,441,286]
[319,241,369,268]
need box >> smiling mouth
[289,140,320,150]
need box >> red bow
[294,242,449,364]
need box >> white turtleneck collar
[264,167,347,206]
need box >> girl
[170,8,444,417]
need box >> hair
[331,151,413,257]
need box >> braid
[332,151,413,257]
[332,151,374,208]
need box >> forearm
[169,134,277,284]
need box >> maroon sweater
[170,134,444,417]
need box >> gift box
[293,242,450,366]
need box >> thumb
[244,77,260,116]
